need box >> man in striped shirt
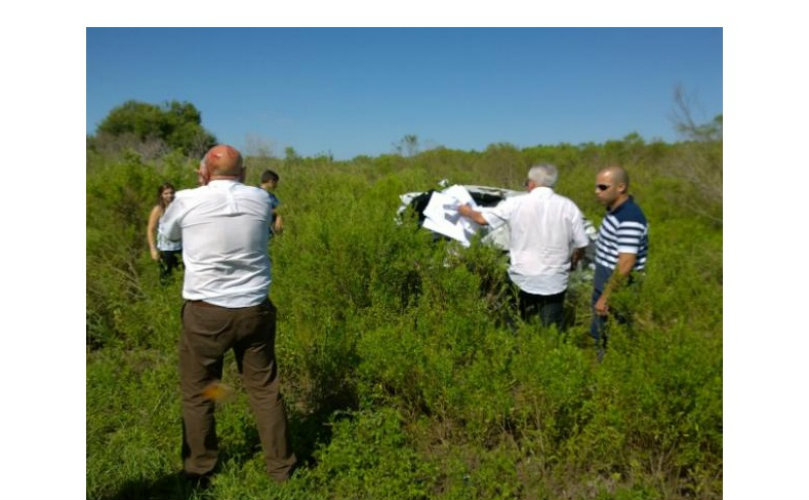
[591,165,648,359]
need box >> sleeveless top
[157,214,182,251]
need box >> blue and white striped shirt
[594,196,648,271]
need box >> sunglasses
[596,184,611,191]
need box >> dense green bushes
[89,100,217,159]
[87,136,722,499]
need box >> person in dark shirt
[260,169,283,237]
[591,165,649,360]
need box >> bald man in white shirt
[160,145,296,483]
[458,164,589,330]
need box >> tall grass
[87,137,722,499]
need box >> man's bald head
[599,165,629,191]
[203,145,244,177]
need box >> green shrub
[87,135,722,499]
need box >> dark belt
[188,300,219,308]
[188,298,271,309]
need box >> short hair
[260,169,280,184]
[602,165,629,190]
[527,164,558,188]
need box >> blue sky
[86,28,722,160]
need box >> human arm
[594,252,637,316]
[569,209,590,270]
[147,206,161,260]
[267,193,283,234]
[570,247,586,271]
[197,160,210,186]
[457,204,489,226]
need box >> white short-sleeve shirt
[482,187,590,295]
[159,180,274,307]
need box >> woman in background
[147,182,183,285]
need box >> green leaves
[86,137,722,499]
[93,99,217,157]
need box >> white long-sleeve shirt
[482,187,589,295]
[159,180,274,307]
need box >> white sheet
[421,185,481,247]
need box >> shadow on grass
[287,382,360,468]
[95,472,211,500]
[96,368,359,500]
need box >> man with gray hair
[458,164,590,329]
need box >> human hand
[595,295,609,316]
[197,161,210,186]
[150,248,159,261]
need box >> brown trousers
[179,299,296,481]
